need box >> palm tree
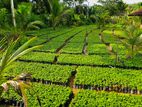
[16,2,44,30]
[0,36,7,52]
[0,73,32,107]
[0,37,41,107]
[99,29,125,65]
[120,21,142,59]
[48,0,74,29]
[0,37,41,74]
[48,0,62,30]
[99,32,119,64]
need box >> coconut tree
[48,0,62,30]
[48,0,75,29]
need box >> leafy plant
[0,37,41,74]
[70,90,142,107]
[1,83,72,107]
[0,73,32,107]
[0,8,9,27]
[75,66,142,90]
[120,20,142,58]
[0,37,41,107]
[16,2,44,30]
[26,21,45,30]
[0,36,7,52]
[48,0,62,29]
[5,61,75,84]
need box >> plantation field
[2,25,142,106]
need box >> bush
[0,8,9,27]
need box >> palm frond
[26,21,44,30]
[0,37,41,73]
[10,37,36,57]
[0,73,31,107]
[14,73,32,80]
[0,40,18,72]
[0,37,6,47]
[53,8,74,28]
[19,82,29,107]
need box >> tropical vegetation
[0,0,142,107]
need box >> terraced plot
[75,66,142,91]
[1,83,72,107]
[2,26,142,107]
[70,90,142,107]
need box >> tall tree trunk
[11,0,16,27]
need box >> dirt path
[55,30,84,53]
[40,29,74,45]
[66,66,79,106]
[69,72,79,95]
[18,59,142,70]
[82,30,93,55]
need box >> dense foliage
[70,90,142,107]
[1,83,72,107]
[5,62,75,83]
[75,66,142,90]
[1,0,142,106]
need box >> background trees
[98,0,127,16]
[0,0,130,29]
